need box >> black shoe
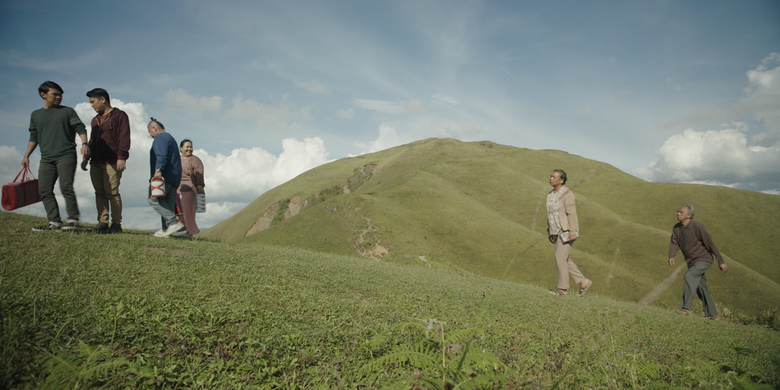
[94,222,109,233]
[107,223,122,234]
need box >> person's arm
[23,116,39,168]
[21,141,37,168]
[70,109,89,158]
[192,156,205,193]
[115,111,131,172]
[696,223,727,271]
[564,191,579,241]
[668,226,680,267]
[79,133,89,158]
[152,140,167,179]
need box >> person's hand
[153,170,162,179]
[196,185,205,194]
[719,263,728,273]
[116,159,126,172]
[568,232,578,242]
[668,258,675,267]
[80,144,89,158]
[21,156,29,168]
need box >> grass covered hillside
[202,138,780,315]
[1,212,779,389]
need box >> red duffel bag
[2,167,41,211]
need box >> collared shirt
[546,189,563,235]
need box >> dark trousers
[681,261,718,317]
[38,156,79,223]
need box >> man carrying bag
[20,81,89,231]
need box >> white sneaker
[161,221,185,237]
[153,229,168,238]
[61,219,81,231]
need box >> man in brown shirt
[668,204,728,319]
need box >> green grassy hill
[202,138,780,315]
[1,212,779,389]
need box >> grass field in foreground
[1,212,779,389]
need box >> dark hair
[38,81,63,96]
[553,169,567,185]
[180,139,192,148]
[86,88,111,105]
[149,117,165,130]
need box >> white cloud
[336,108,355,119]
[197,137,330,203]
[639,53,780,193]
[163,88,223,112]
[633,126,780,187]
[432,122,485,139]
[351,98,425,114]
[663,53,780,145]
[294,80,330,94]
[406,99,424,112]
[741,53,780,146]
[432,93,459,106]
[351,98,406,113]
[745,53,780,95]
[353,123,404,154]
[230,94,311,129]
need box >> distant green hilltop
[203,138,780,314]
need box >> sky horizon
[1,0,778,230]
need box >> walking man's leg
[91,163,110,224]
[38,160,61,224]
[106,163,123,226]
[694,263,718,318]
[681,262,707,311]
[57,156,79,221]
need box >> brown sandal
[549,288,568,296]
[578,279,592,297]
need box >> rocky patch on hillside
[245,163,379,238]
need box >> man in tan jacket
[546,169,592,296]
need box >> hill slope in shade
[202,138,780,314]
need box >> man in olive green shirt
[21,81,89,231]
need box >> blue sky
[1,0,779,229]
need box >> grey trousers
[681,261,718,317]
[148,182,178,229]
[38,156,79,223]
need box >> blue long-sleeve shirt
[149,132,182,186]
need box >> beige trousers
[90,162,123,225]
[553,235,586,290]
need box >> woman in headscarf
[178,139,205,236]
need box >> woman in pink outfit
[178,139,205,236]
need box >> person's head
[180,139,193,157]
[549,169,567,188]
[86,88,111,113]
[147,117,166,138]
[38,81,63,108]
[677,204,694,222]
